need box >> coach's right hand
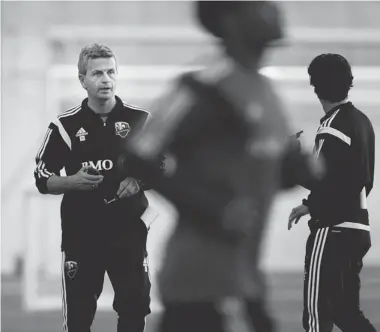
[68,166,104,191]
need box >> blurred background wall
[1,0,379,300]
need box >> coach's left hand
[117,177,140,199]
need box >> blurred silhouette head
[308,53,354,103]
[78,43,118,102]
[196,1,283,53]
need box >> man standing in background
[123,2,321,332]
[288,54,377,332]
[34,43,153,332]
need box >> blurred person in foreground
[288,54,377,332]
[34,43,155,332]
[120,2,322,332]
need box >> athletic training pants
[303,226,377,332]
[61,231,151,332]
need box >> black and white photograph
[1,1,379,332]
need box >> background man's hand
[117,177,140,199]
[289,130,303,154]
[288,204,309,230]
[68,166,104,191]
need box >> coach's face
[80,57,117,101]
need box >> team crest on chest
[115,122,131,138]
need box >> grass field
[2,266,380,332]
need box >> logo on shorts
[115,122,131,138]
[65,261,78,279]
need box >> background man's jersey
[34,96,150,251]
[305,102,375,229]
[127,56,292,301]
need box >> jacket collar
[82,95,124,120]
[320,101,351,124]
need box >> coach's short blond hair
[78,43,117,76]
